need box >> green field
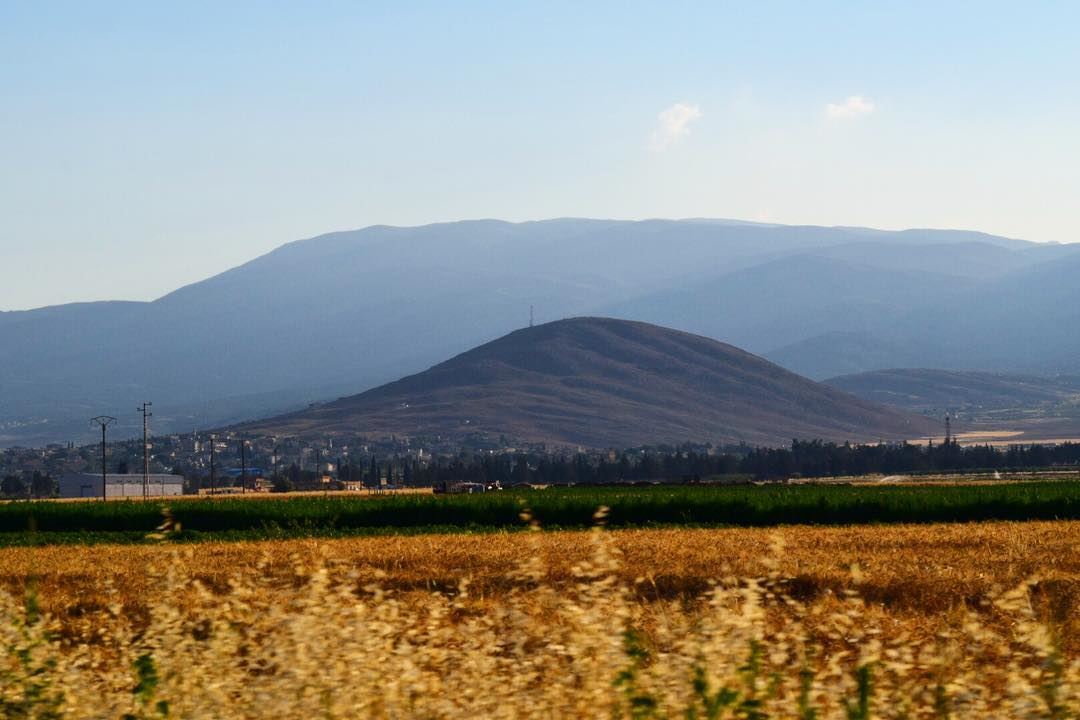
[0,481,1076,546]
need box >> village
[0,429,472,497]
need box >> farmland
[0,480,1077,545]
[0,520,1076,717]
[0,481,1077,717]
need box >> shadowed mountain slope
[238,318,938,448]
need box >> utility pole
[89,416,116,502]
[209,434,216,496]
[240,437,247,494]
[273,445,280,488]
[137,402,152,499]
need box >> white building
[58,473,185,499]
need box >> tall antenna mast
[529,305,534,328]
[137,402,152,498]
[944,413,952,446]
[89,416,116,502]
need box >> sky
[2,1,1079,310]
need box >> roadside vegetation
[0,481,1076,545]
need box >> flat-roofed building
[58,473,184,498]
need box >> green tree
[30,472,54,498]
[512,455,530,485]
[1,474,27,497]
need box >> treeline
[324,450,740,489]
[741,439,1080,479]
[1,471,58,499]
[328,439,1080,487]
[11,439,1080,498]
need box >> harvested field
[0,521,1076,717]
[2,521,1077,632]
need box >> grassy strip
[0,482,1074,546]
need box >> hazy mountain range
[3,218,1077,447]
[236,317,936,447]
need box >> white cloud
[651,102,702,151]
[825,95,875,119]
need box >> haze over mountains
[2,218,1078,447]
[237,318,937,448]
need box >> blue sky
[2,1,1078,310]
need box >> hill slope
[238,318,938,447]
[826,369,1080,413]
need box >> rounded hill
[239,318,939,447]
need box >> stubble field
[0,519,1077,717]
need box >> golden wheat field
[1,520,1077,718]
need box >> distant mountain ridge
[236,318,938,447]
[2,217,1077,447]
[772,251,1080,379]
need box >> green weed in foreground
[0,482,1075,545]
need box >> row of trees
[291,439,1080,487]
[33,439,1080,497]
[740,439,1080,479]
[334,451,739,488]
[1,472,56,498]
[179,456,422,493]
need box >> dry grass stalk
[0,521,1077,717]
